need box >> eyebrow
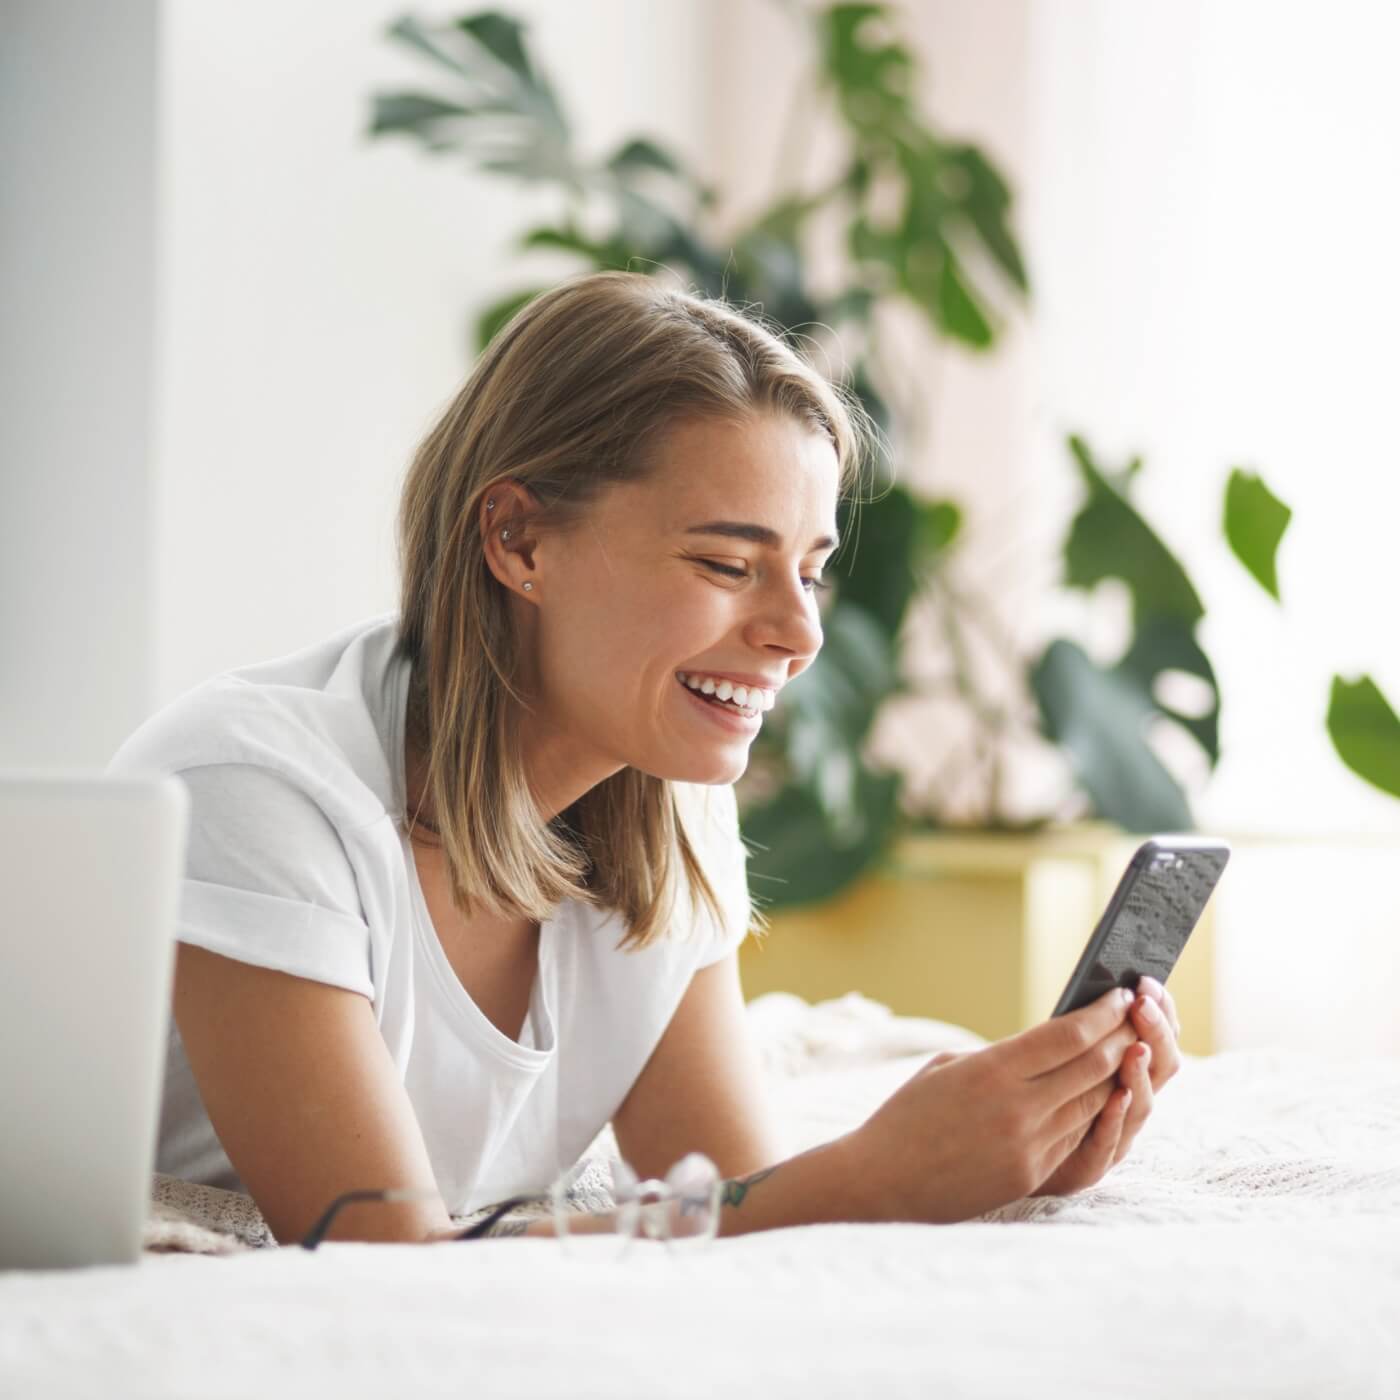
[683,521,840,553]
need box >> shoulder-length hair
[393,268,878,953]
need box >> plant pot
[738,821,1216,1055]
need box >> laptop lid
[0,772,188,1270]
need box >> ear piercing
[501,528,511,540]
[522,582,534,592]
[486,498,496,510]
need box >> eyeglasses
[300,1151,722,1256]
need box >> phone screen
[1052,840,1230,1016]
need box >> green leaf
[1030,638,1194,832]
[473,286,546,352]
[741,766,901,911]
[454,11,534,82]
[368,93,472,138]
[942,143,1029,294]
[385,14,479,82]
[1327,675,1400,799]
[1115,616,1221,766]
[606,137,681,177]
[1064,435,1205,626]
[518,225,632,268]
[912,499,961,564]
[819,3,915,136]
[831,487,917,635]
[935,251,994,347]
[778,601,898,820]
[1224,467,1292,602]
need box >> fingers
[1042,1074,1116,1145]
[999,987,1134,1077]
[1085,1085,1133,1176]
[1029,1020,1139,1112]
[1137,975,1182,1039]
[1129,985,1182,1091]
[1111,1040,1156,1165]
[1042,1083,1133,1192]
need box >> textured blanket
[7,991,1400,1399]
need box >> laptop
[0,771,188,1270]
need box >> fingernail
[1138,996,1161,1023]
[1141,976,1165,1000]
[1119,988,1135,1007]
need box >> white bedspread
[4,992,1399,1399]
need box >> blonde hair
[393,269,877,952]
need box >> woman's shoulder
[106,616,404,834]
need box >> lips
[677,675,762,730]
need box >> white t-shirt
[106,611,753,1214]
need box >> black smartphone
[1051,836,1231,1017]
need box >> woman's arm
[174,942,459,1245]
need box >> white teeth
[679,672,777,713]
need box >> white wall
[1025,0,1400,843]
[153,0,711,706]
[1,0,159,772]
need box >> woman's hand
[844,986,1142,1225]
[1031,975,1183,1197]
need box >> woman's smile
[674,671,767,734]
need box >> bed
[4,990,1398,1398]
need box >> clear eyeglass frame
[548,1151,723,1259]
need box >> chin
[635,747,749,787]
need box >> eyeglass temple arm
[299,1186,442,1250]
[453,1192,541,1240]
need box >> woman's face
[514,410,840,801]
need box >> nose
[743,575,824,666]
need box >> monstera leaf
[1030,639,1193,833]
[1032,435,1220,829]
[741,765,902,910]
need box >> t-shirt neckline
[386,625,558,1071]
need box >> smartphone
[1051,836,1231,1017]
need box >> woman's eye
[699,559,746,580]
[698,559,828,591]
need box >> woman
[110,270,1180,1245]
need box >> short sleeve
[174,763,374,998]
[682,782,755,969]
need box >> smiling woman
[394,272,875,953]
[108,269,889,1245]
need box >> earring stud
[522,582,534,592]
[486,498,495,510]
[501,527,511,540]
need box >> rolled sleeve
[177,878,374,997]
[172,762,374,997]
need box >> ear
[479,479,541,601]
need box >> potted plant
[367,4,1400,1048]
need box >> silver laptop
[0,772,188,1270]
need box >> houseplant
[367,3,1400,1048]
[366,3,1246,905]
